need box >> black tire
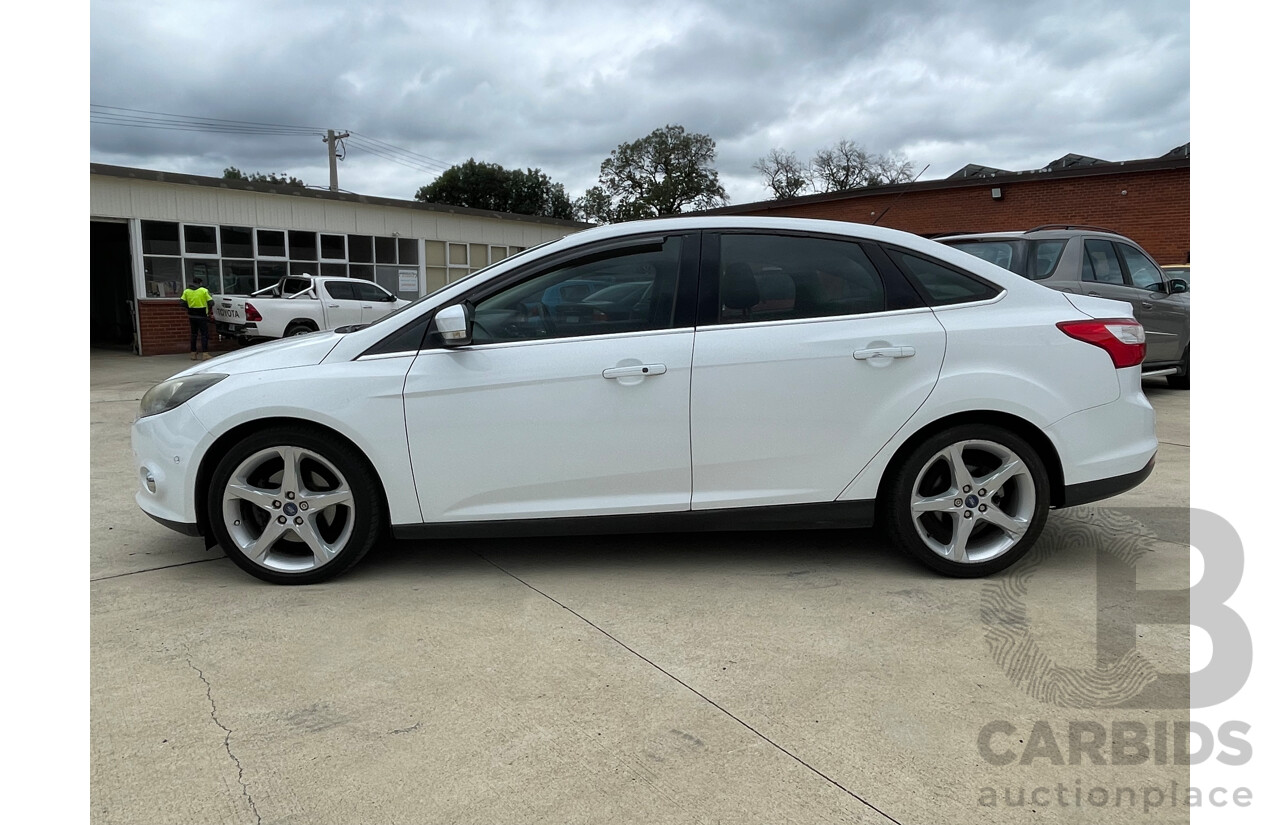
[207,426,384,584]
[284,322,317,337]
[882,424,1050,577]
[1166,345,1189,390]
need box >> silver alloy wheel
[220,445,356,573]
[908,439,1036,564]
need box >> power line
[344,136,450,176]
[90,104,454,177]
[90,105,321,136]
[346,131,452,172]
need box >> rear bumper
[215,321,258,338]
[1060,455,1156,507]
[1043,366,1158,501]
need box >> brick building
[707,145,1190,265]
[90,164,589,355]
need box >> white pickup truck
[213,275,411,341]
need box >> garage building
[91,164,590,355]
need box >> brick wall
[137,300,237,356]
[736,167,1190,264]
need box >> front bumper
[132,403,210,536]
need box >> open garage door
[91,221,136,351]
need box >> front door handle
[1141,301,1154,309]
[602,364,667,379]
[854,346,915,360]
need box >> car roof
[937,226,1133,243]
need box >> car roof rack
[1025,224,1120,234]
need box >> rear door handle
[602,364,667,379]
[854,346,915,360]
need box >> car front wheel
[884,425,1050,577]
[207,427,383,584]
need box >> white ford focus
[132,217,1157,584]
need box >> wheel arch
[874,410,1067,510]
[194,416,392,543]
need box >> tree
[587,124,728,222]
[223,166,306,187]
[573,186,617,225]
[754,141,916,199]
[507,168,575,220]
[415,159,575,220]
[753,148,809,199]
[809,140,915,192]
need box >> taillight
[1057,319,1146,368]
[245,302,263,322]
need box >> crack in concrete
[476,553,904,825]
[187,653,263,825]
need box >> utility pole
[323,130,350,191]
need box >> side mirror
[1169,278,1189,294]
[432,304,472,346]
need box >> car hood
[177,332,343,378]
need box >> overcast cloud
[89,0,1190,207]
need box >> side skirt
[390,500,877,541]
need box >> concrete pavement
[91,349,1192,824]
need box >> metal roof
[89,163,593,229]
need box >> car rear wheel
[284,322,317,337]
[207,427,383,584]
[884,425,1049,577]
[1167,345,1189,389]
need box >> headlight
[138,373,228,419]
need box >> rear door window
[1082,240,1125,285]
[712,234,891,323]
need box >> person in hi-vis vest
[180,277,213,360]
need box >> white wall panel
[91,172,582,248]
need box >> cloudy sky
[89,0,1189,208]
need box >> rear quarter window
[1029,240,1067,279]
[889,250,1002,306]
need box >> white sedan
[132,217,1157,584]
